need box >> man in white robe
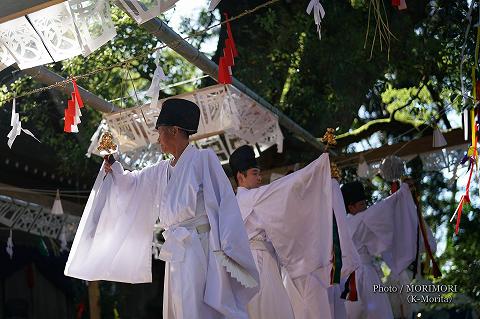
[65,99,259,319]
[230,145,334,319]
[328,179,361,319]
[341,181,421,319]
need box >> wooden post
[88,281,101,319]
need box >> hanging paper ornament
[208,0,222,11]
[64,79,84,133]
[51,190,68,252]
[118,0,180,24]
[218,13,237,84]
[7,97,40,148]
[146,52,169,109]
[357,157,370,179]
[6,229,13,259]
[379,155,405,182]
[306,0,326,39]
[433,127,447,148]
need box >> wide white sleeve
[367,184,418,275]
[331,179,360,279]
[64,161,167,283]
[201,150,260,314]
[254,154,333,281]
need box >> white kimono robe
[328,179,361,319]
[386,222,437,319]
[345,183,418,319]
[236,153,333,319]
[65,145,259,319]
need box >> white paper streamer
[306,0,326,39]
[146,53,168,108]
[433,128,447,148]
[208,0,222,11]
[6,229,13,259]
[51,190,69,252]
[7,98,41,148]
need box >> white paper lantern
[379,155,405,181]
[118,0,180,24]
[27,2,82,62]
[0,16,54,69]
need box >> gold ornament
[97,131,118,155]
[330,162,342,180]
[321,128,337,150]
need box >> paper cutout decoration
[118,0,180,24]
[218,13,238,84]
[27,2,82,62]
[0,17,54,69]
[0,43,15,71]
[306,0,326,39]
[68,0,117,56]
[146,53,168,108]
[64,79,84,133]
[433,128,447,148]
[51,190,68,252]
[0,0,116,69]
[208,0,222,11]
[7,98,41,148]
[357,157,370,178]
[6,229,13,259]
[379,155,405,182]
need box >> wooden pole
[88,281,101,319]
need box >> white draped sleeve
[331,179,360,279]
[349,183,418,276]
[64,161,168,283]
[201,149,260,315]
[239,153,333,283]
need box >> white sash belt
[159,214,210,263]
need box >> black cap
[341,181,367,207]
[229,145,259,177]
[155,98,200,134]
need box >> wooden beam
[0,0,64,24]
[333,128,467,168]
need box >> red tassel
[455,195,465,235]
[224,13,238,57]
[218,57,226,84]
[72,79,84,108]
[391,0,400,6]
[64,109,73,132]
[223,47,234,67]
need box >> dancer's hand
[104,155,114,174]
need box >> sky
[163,0,219,55]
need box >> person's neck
[171,142,189,166]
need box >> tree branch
[390,83,426,120]
[425,83,452,129]
[334,117,432,148]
